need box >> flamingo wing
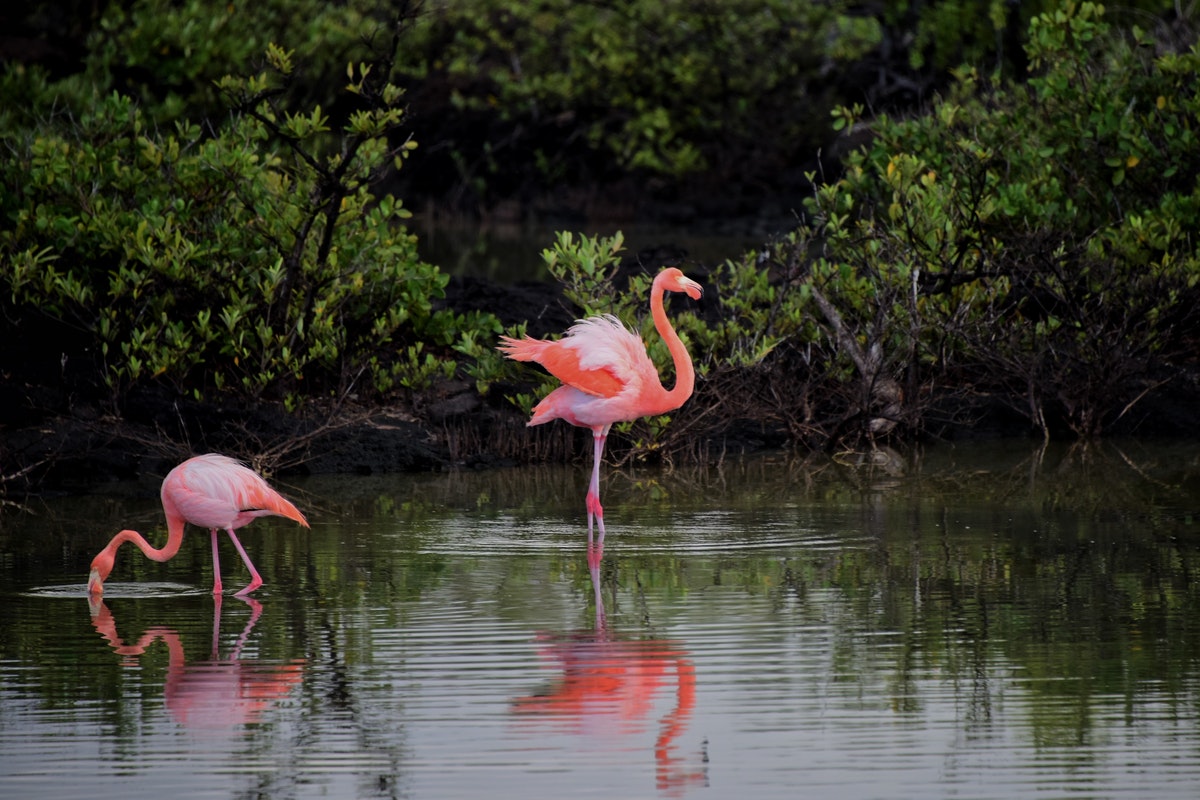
[169,454,308,529]
[500,316,653,399]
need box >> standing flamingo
[498,266,702,546]
[87,453,309,597]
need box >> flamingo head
[87,550,115,596]
[656,267,703,301]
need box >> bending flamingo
[498,266,702,545]
[87,453,309,597]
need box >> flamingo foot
[233,577,263,598]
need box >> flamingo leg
[210,528,223,595]
[586,426,609,547]
[226,528,265,597]
[588,542,606,633]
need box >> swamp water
[2,440,1200,799]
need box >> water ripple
[413,511,873,557]
[22,582,205,600]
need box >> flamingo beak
[682,277,703,301]
[87,569,104,596]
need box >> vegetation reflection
[1,441,1199,792]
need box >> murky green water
[3,440,1200,799]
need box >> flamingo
[87,453,309,597]
[498,266,702,546]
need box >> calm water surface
[3,440,1200,799]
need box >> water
[3,440,1200,799]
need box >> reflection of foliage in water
[3,440,1200,789]
[572,441,1200,749]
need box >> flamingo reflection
[89,596,304,731]
[513,543,708,796]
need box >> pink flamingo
[498,267,702,546]
[87,453,309,597]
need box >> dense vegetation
[2,0,1200,486]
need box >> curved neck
[650,281,695,410]
[107,516,186,564]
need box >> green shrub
[395,0,882,202]
[796,2,1200,438]
[512,3,1200,448]
[81,0,400,126]
[0,36,483,409]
